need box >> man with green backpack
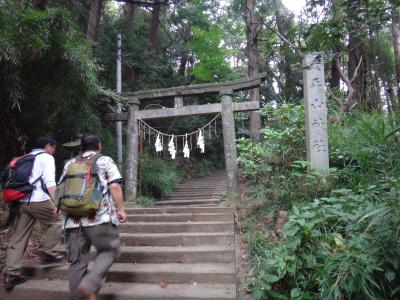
[56,133,127,300]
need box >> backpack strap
[27,151,48,205]
[29,151,46,184]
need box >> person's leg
[5,203,35,276]
[30,200,63,257]
[79,222,120,294]
[66,228,91,300]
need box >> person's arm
[47,186,56,200]
[109,183,127,223]
[42,155,56,197]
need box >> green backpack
[56,154,103,216]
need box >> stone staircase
[0,171,237,300]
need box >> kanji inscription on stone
[312,139,328,152]
[303,53,329,169]
[311,118,327,129]
[311,99,325,109]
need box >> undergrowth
[238,103,400,299]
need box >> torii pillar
[125,96,140,202]
[220,89,239,194]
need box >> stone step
[176,185,227,189]
[1,280,236,300]
[165,193,224,197]
[156,199,221,206]
[169,193,224,198]
[176,183,227,188]
[163,195,222,202]
[162,196,222,201]
[174,186,226,189]
[23,263,236,284]
[124,207,233,214]
[158,199,221,204]
[112,246,235,263]
[174,183,228,192]
[126,213,233,222]
[119,232,234,246]
[118,221,234,233]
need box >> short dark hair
[81,133,101,152]
[35,136,56,149]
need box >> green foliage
[139,154,179,199]
[0,3,117,165]
[193,159,215,177]
[240,107,400,299]
[260,103,306,162]
[238,103,325,205]
[329,113,400,189]
[188,25,230,82]
[136,195,155,207]
[248,188,400,299]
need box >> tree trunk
[178,21,191,77]
[347,1,367,107]
[15,0,22,6]
[348,32,367,103]
[245,0,261,141]
[275,8,296,100]
[122,2,136,89]
[367,25,381,111]
[123,2,135,30]
[33,0,46,10]
[385,80,395,112]
[149,3,161,49]
[392,6,400,108]
[330,48,341,89]
[86,0,103,43]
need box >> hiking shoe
[38,251,64,265]
[3,273,26,290]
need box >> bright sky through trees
[281,0,306,14]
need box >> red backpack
[1,152,45,203]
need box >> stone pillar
[125,97,140,202]
[220,89,239,193]
[174,96,183,108]
[303,53,329,170]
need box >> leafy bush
[260,103,306,163]
[139,154,179,199]
[238,105,400,299]
[248,188,400,300]
[136,195,155,207]
[238,103,333,206]
[329,113,400,190]
[193,159,216,177]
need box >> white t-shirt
[19,149,56,203]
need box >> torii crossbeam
[105,73,267,201]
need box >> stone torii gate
[106,53,330,202]
[106,73,268,202]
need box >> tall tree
[330,47,341,89]
[123,2,135,30]
[274,6,299,100]
[33,0,46,10]
[86,0,103,43]
[245,0,261,141]
[392,4,400,105]
[149,2,161,49]
[347,0,367,106]
[178,20,191,76]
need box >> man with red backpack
[3,136,64,290]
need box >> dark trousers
[66,222,120,300]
